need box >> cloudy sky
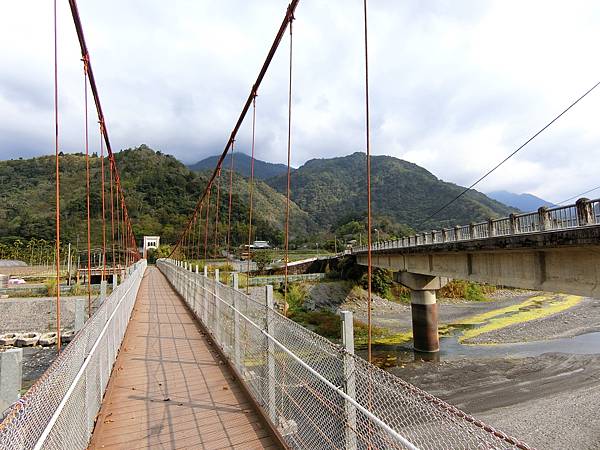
[1,1,599,203]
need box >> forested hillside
[0,145,313,247]
[266,152,513,231]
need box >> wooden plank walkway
[89,266,280,450]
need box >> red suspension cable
[283,15,294,317]
[214,168,222,257]
[195,204,204,261]
[246,96,257,294]
[109,157,116,278]
[83,55,92,318]
[100,123,107,280]
[363,0,373,364]
[53,0,62,351]
[226,141,235,259]
[204,185,212,264]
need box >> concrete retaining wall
[0,297,91,334]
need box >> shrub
[45,277,58,296]
[253,250,274,273]
[438,280,495,301]
[218,263,234,272]
[69,283,85,296]
[360,268,393,297]
[286,283,307,314]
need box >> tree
[253,250,274,273]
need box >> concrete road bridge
[353,198,600,352]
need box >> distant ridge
[487,190,556,212]
[189,153,289,180]
[265,152,514,230]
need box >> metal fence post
[181,264,186,297]
[99,280,107,306]
[214,269,220,344]
[188,265,193,304]
[202,270,208,325]
[74,297,86,332]
[340,311,357,450]
[0,348,22,413]
[232,273,241,371]
[265,285,277,423]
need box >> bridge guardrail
[159,258,529,450]
[0,260,146,450]
[353,197,600,253]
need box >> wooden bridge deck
[89,267,279,450]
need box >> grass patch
[353,320,407,347]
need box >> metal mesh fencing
[0,260,146,450]
[159,259,531,450]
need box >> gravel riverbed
[394,353,600,449]
[304,281,600,449]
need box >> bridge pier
[394,272,449,353]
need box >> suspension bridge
[1,0,598,449]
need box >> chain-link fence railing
[159,259,531,450]
[0,260,146,450]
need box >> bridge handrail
[0,261,146,450]
[159,259,529,449]
[353,197,600,252]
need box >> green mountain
[0,145,313,247]
[189,153,290,180]
[265,152,513,231]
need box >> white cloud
[1,0,600,204]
